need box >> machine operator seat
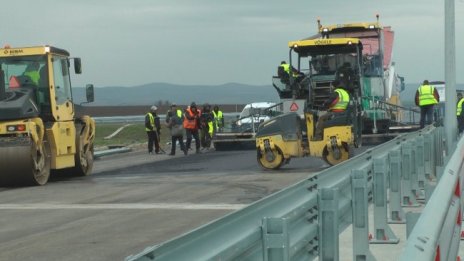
[322,103,354,129]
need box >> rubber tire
[28,139,51,185]
[257,147,284,170]
[71,125,94,176]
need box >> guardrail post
[262,217,290,261]
[414,136,426,193]
[405,212,421,238]
[435,127,444,166]
[401,142,420,207]
[318,188,339,261]
[371,157,399,244]
[423,132,435,180]
[351,170,376,261]
[388,149,406,223]
[409,139,422,200]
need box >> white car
[234,102,277,132]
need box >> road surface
[0,148,337,261]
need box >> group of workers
[145,103,224,156]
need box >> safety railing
[399,132,463,260]
[361,96,420,126]
[126,126,450,261]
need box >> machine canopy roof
[288,38,361,56]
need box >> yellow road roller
[0,45,95,185]
[256,109,358,169]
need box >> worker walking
[167,103,187,156]
[200,104,214,150]
[415,80,439,128]
[184,102,201,153]
[314,81,350,140]
[457,93,464,134]
[145,105,161,154]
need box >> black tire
[28,139,51,185]
[72,124,94,176]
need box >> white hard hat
[150,105,158,111]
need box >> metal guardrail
[126,125,457,261]
[93,113,240,124]
[94,147,132,159]
[399,133,463,260]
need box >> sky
[1,0,463,87]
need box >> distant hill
[73,82,464,107]
[73,82,280,106]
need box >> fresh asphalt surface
[5,146,452,261]
[0,146,370,261]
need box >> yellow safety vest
[280,63,290,74]
[331,88,350,111]
[24,70,39,85]
[176,109,183,118]
[145,112,155,131]
[457,98,464,116]
[212,110,223,128]
[418,85,438,106]
[208,121,213,136]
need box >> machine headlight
[368,25,375,29]
[6,124,26,132]
[322,28,329,32]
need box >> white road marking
[0,203,247,210]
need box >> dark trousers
[458,116,464,134]
[419,105,434,128]
[185,129,200,151]
[315,112,334,139]
[171,135,186,155]
[146,131,160,153]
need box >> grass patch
[94,123,171,149]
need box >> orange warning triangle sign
[9,76,20,88]
[290,102,299,111]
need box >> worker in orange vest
[183,102,201,153]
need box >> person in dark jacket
[167,103,187,156]
[199,104,214,150]
[145,105,161,154]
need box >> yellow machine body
[0,45,95,185]
[256,112,354,169]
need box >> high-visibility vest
[418,85,438,106]
[183,108,200,129]
[24,70,39,85]
[208,121,214,136]
[330,88,350,111]
[457,98,464,116]
[280,63,290,74]
[145,112,155,131]
[176,109,183,118]
[212,110,223,128]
